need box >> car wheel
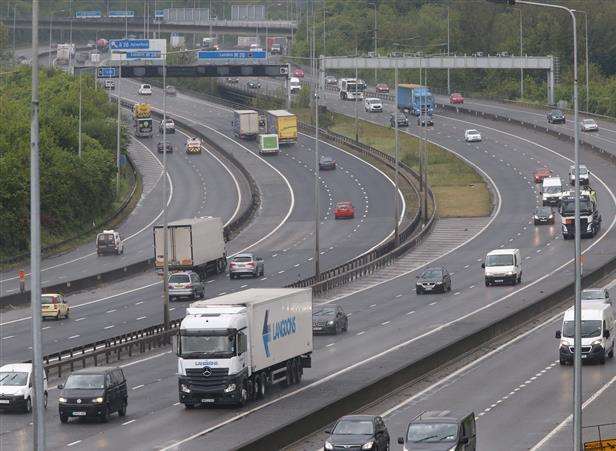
[184,403,195,409]
[65,309,70,319]
[44,392,48,409]
[118,400,127,417]
[416,288,421,295]
[599,354,606,365]
[24,397,32,413]
[60,412,69,423]
[100,404,110,423]
[56,312,61,321]
[559,358,567,365]
[485,280,490,287]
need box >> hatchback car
[157,142,174,153]
[226,77,239,84]
[0,363,48,413]
[450,92,464,104]
[375,83,390,93]
[416,266,452,294]
[168,271,204,301]
[533,168,552,184]
[293,68,305,78]
[247,80,261,89]
[324,75,338,85]
[533,206,554,225]
[138,83,152,95]
[229,253,264,279]
[324,415,390,451]
[581,118,599,132]
[464,129,482,142]
[547,109,566,124]
[390,113,409,127]
[319,156,336,170]
[334,202,355,219]
[165,85,177,96]
[159,118,175,134]
[364,97,383,112]
[41,293,70,320]
[58,367,127,423]
[312,306,348,335]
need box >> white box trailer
[232,110,259,139]
[177,288,312,406]
[153,217,226,277]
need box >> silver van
[398,411,476,450]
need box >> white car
[568,164,590,186]
[464,129,482,142]
[138,83,152,95]
[0,363,48,412]
[364,97,383,112]
[581,118,599,132]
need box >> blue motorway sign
[154,10,165,18]
[198,50,266,60]
[126,51,161,59]
[109,39,150,50]
[75,10,102,19]
[109,10,135,18]
[96,67,119,78]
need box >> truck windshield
[179,332,235,358]
[485,255,513,267]
[561,199,592,216]
[562,320,602,338]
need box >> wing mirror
[604,330,611,339]
[481,263,485,269]
[555,330,562,339]
[397,438,404,445]
[57,384,64,389]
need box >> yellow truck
[266,110,297,145]
[132,103,153,138]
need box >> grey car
[416,266,451,294]
[319,156,336,170]
[168,271,204,301]
[229,253,264,279]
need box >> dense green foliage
[292,0,616,114]
[0,67,123,256]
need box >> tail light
[230,262,236,267]
[168,284,173,289]
[185,284,192,289]
[247,262,255,268]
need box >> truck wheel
[238,385,249,407]
[257,375,267,399]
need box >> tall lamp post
[49,9,66,67]
[576,10,590,113]
[489,1,582,449]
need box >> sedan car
[375,83,390,93]
[41,293,70,320]
[533,206,554,225]
[533,168,552,184]
[165,85,177,96]
[449,92,464,104]
[547,109,566,124]
[159,118,175,134]
[293,68,305,78]
[246,80,261,89]
[229,253,264,279]
[138,83,152,95]
[157,142,174,153]
[464,129,482,142]
[324,415,390,451]
[226,77,239,84]
[364,97,383,112]
[319,156,336,170]
[390,113,409,127]
[581,118,599,132]
[168,271,204,301]
[416,266,451,294]
[334,201,355,219]
[324,75,338,85]
[312,306,348,335]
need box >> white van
[556,304,615,365]
[542,176,563,206]
[482,248,522,286]
[289,77,301,94]
[0,363,48,412]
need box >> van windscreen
[0,372,28,386]
[486,254,514,267]
[407,423,457,443]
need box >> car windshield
[544,186,561,194]
[535,207,551,216]
[0,372,28,386]
[179,332,235,358]
[563,320,602,338]
[169,274,190,284]
[333,420,374,435]
[551,110,563,116]
[421,269,442,279]
[581,290,605,300]
[41,295,59,304]
[64,374,105,389]
[407,423,457,443]
[313,308,335,319]
[486,254,514,267]
[583,119,595,125]
[142,84,151,89]
[233,256,253,263]
[467,130,479,135]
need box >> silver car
[168,271,204,301]
[229,253,264,279]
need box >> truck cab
[559,194,601,239]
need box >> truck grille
[185,368,229,391]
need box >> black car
[533,206,554,225]
[313,305,348,334]
[319,156,337,170]
[157,142,174,153]
[547,109,566,124]
[58,367,127,423]
[247,81,261,89]
[325,415,390,451]
[390,113,409,127]
[416,266,452,294]
[417,116,434,127]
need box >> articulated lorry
[559,193,601,239]
[397,83,434,116]
[132,103,153,138]
[232,110,260,139]
[153,217,227,277]
[177,288,313,407]
[266,110,297,144]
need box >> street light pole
[314,56,321,279]
[30,1,46,448]
[446,6,450,95]
[162,54,170,330]
[12,4,16,57]
[520,9,524,99]
[116,61,121,196]
[78,74,82,158]
[354,54,359,142]
[394,61,400,245]
[577,10,590,113]
[373,2,377,82]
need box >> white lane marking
[381,321,391,326]
[106,309,116,314]
[2,335,14,340]
[135,301,144,305]
[74,317,86,322]
[356,331,365,336]
[326,343,335,348]
[104,325,115,330]
[122,419,136,426]
[68,335,80,339]
[67,441,82,447]
[406,311,415,315]
[136,316,147,320]
[132,384,144,390]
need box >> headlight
[587,223,593,232]
[448,446,457,451]
[534,215,539,219]
[591,340,603,347]
[180,384,191,394]
[324,441,334,450]
[58,397,67,403]
[224,384,236,393]
[92,397,104,404]
[549,214,554,219]
[327,320,335,325]
[361,441,375,450]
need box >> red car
[334,202,355,219]
[449,92,464,104]
[533,168,552,184]
[293,68,305,78]
[375,83,390,93]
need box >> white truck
[338,78,366,101]
[153,217,227,278]
[56,44,72,65]
[176,288,313,407]
[289,77,301,94]
[232,110,260,140]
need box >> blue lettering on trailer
[262,309,297,358]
